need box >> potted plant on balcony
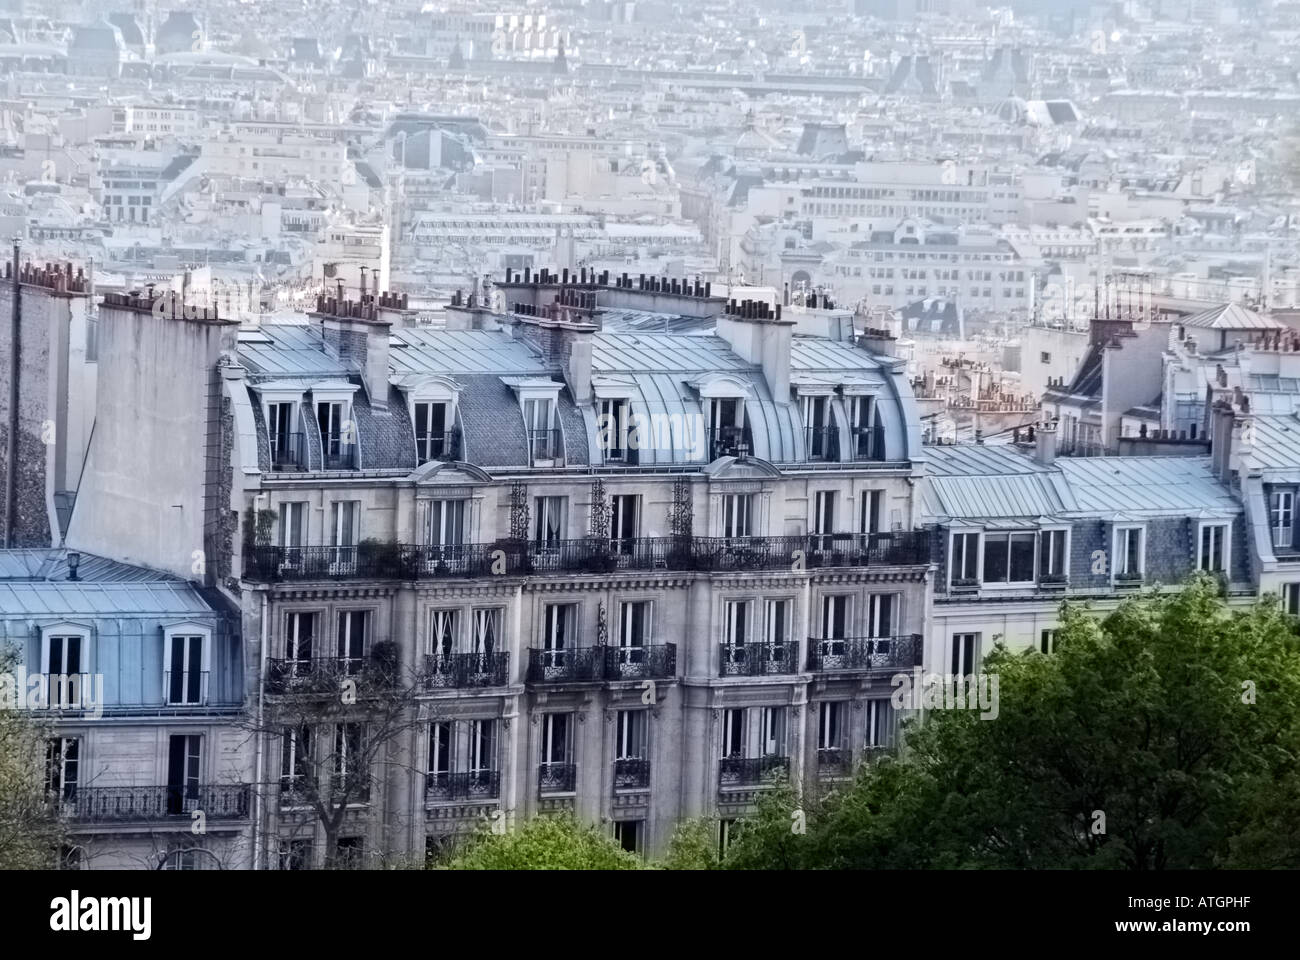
[358,538,404,578]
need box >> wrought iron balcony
[706,425,751,460]
[321,442,357,470]
[806,634,922,673]
[816,748,852,777]
[425,770,500,802]
[64,784,250,822]
[243,532,933,583]
[416,428,462,464]
[270,432,306,471]
[528,428,562,462]
[719,755,789,787]
[538,762,576,793]
[613,758,651,790]
[526,644,676,683]
[847,426,878,461]
[719,641,800,677]
[265,656,393,694]
[804,426,840,461]
[423,652,509,689]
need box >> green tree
[719,577,1300,869]
[0,644,64,868]
[442,815,643,870]
[660,817,721,870]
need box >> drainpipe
[5,238,20,547]
[251,590,268,870]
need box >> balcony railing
[526,644,677,683]
[719,755,789,787]
[806,634,923,672]
[538,762,576,793]
[528,428,562,462]
[816,748,852,777]
[265,657,388,694]
[423,652,509,689]
[416,428,462,464]
[706,425,750,460]
[613,758,651,790]
[244,532,932,583]
[321,442,357,470]
[270,432,306,471]
[425,770,500,802]
[64,784,250,822]
[848,426,877,461]
[804,426,840,461]
[719,641,800,677]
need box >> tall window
[759,707,786,756]
[336,611,368,673]
[533,496,566,548]
[1039,529,1067,579]
[330,501,359,569]
[951,633,979,677]
[819,594,850,657]
[166,734,202,815]
[285,611,316,671]
[1040,629,1058,655]
[1114,526,1145,578]
[268,402,299,469]
[470,608,500,657]
[813,490,836,548]
[849,395,876,459]
[1271,491,1294,549]
[817,701,846,751]
[860,489,883,534]
[524,397,555,459]
[950,532,979,583]
[802,395,832,459]
[615,710,647,762]
[317,400,346,462]
[165,632,207,706]
[540,713,572,777]
[599,398,632,460]
[45,738,79,801]
[866,594,895,638]
[1283,583,1300,616]
[764,599,790,654]
[279,501,305,552]
[708,397,744,457]
[332,723,366,798]
[721,708,745,758]
[424,499,466,551]
[428,721,452,781]
[611,494,640,552]
[541,603,575,666]
[468,720,496,775]
[721,493,754,538]
[865,700,890,747]
[1199,523,1228,573]
[413,401,450,462]
[43,635,84,708]
[618,601,651,663]
[723,600,750,661]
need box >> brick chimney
[314,293,392,413]
[715,299,794,401]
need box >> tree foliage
[442,814,643,870]
[0,644,63,868]
[712,577,1300,869]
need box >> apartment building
[225,271,933,864]
[0,548,251,870]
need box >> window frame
[163,623,212,706]
[1197,520,1230,574]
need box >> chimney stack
[1034,418,1058,466]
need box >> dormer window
[707,398,747,459]
[318,400,348,468]
[413,401,453,463]
[801,395,836,461]
[847,395,880,460]
[268,401,304,471]
[599,398,633,463]
[524,397,557,461]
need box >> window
[533,496,566,548]
[166,735,202,815]
[1114,526,1145,579]
[615,709,647,784]
[330,501,359,567]
[1040,629,1058,654]
[278,839,312,871]
[164,631,208,705]
[865,700,891,747]
[1267,491,1288,548]
[523,397,556,459]
[722,599,750,664]
[817,701,846,750]
[599,398,632,460]
[802,395,832,459]
[866,594,895,638]
[764,598,789,655]
[951,633,979,677]
[279,501,305,552]
[983,532,1035,584]
[42,633,85,708]
[267,402,300,469]
[759,707,786,756]
[1039,529,1067,580]
[950,532,979,583]
[818,594,850,658]
[281,726,312,801]
[812,490,836,549]
[613,820,643,855]
[337,611,368,673]
[424,499,466,549]
[861,489,883,534]
[45,738,79,802]
[470,608,500,656]
[429,721,452,780]
[428,608,456,663]
[618,600,651,663]
[413,401,451,462]
[468,720,496,774]
[541,602,575,666]
[721,493,754,538]
[610,494,640,552]
[284,611,316,676]
[317,400,347,463]
[335,837,364,869]
[1199,523,1229,573]
[707,397,745,456]
[1283,584,1300,616]
[721,707,745,758]
[332,723,367,799]
[540,713,573,778]
[719,819,738,856]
